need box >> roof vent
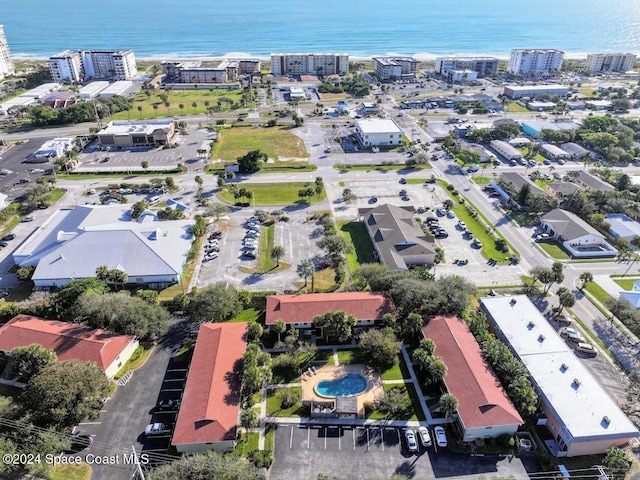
[573,378,581,387]
[560,363,569,371]
[537,334,545,342]
[510,298,517,305]
[603,416,610,425]
[527,321,535,329]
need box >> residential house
[491,140,523,162]
[0,315,138,379]
[573,171,615,192]
[172,323,247,453]
[606,213,640,241]
[265,292,393,332]
[546,182,583,198]
[540,144,571,161]
[359,204,436,270]
[422,316,523,442]
[491,172,548,208]
[540,209,617,258]
[480,295,639,457]
[560,142,589,160]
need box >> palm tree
[270,246,285,267]
[191,101,197,113]
[578,271,593,291]
[137,106,143,119]
[164,102,171,114]
[411,348,431,373]
[152,104,159,118]
[273,319,286,343]
[179,104,185,114]
[440,393,458,418]
[194,175,203,191]
[557,287,576,313]
[95,265,110,281]
[296,259,315,288]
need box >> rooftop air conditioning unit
[538,334,545,342]
[603,416,610,424]
[573,378,581,387]
[561,363,568,371]
[528,321,535,329]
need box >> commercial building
[508,49,565,76]
[31,137,75,162]
[491,140,523,162]
[520,120,579,138]
[97,120,176,148]
[480,295,639,456]
[585,53,636,74]
[172,323,247,453]
[372,56,419,81]
[0,314,138,379]
[540,209,617,258]
[12,204,194,288]
[98,81,133,97]
[422,316,523,442]
[0,25,14,79]
[606,213,640,241]
[503,85,569,99]
[161,59,259,84]
[359,204,436,270]
[265,292,393,332]
[78,81,110,99]
[435,56,499,78]
[49,49,137,82]
[270,53,348,77]
[0,83,62,115]
[354,118,404,147]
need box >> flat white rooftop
[99,120,173,136]
[356,118,404,135]
[79,81,110,97]
[480,295,639,441]
[99,81,133,96]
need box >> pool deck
[300,364,384,413]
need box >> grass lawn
[507,101,529,113]
[337,221,375,273]
[266,387,305,417]
[218,182,326,206]
[612,277,640,290]
[472,176,492,184]
[380,354,410,381]
[264,423,276,452]
[368,384,423,421]
[405,178,430,184]
[114,344,154,379]
[584,281,612,306]
[158,236,202,301]
[237,432,260,456]
[173,338,196,363]
[333,163,429,172]
[209,160,316,174]
[537,240,571,259]
[451,203,509,263]
[113,88,244,121]
[210,126,308,161]
[49,187,67,203]
[336,349,356,365]
[294,267,339,292]
[50,463,92,480]
[319,92,350,101]
[239,222,291,274]
[229,307,264,323]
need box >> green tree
[246,321,263,343]
[16,265,36,282]
[317,235,351,267]
[442,199,454,211]
[358,328,400,368]
[205,203,229,221]
[147,450,263,480]
[375,387,409,416]
[131,200,149,220]
[240,409,259,429]
[516,183,531,206]
[237,150,268,174]
[191,214,206,237]
[578,271,593,291]
[20,360,110,428]
[440,393,458,417]
[273,319,287,343]
[9,344,57,382]
[188,283,243,324]
[556,287,576,312]
[195,175,203,192]
[604,447,632,478]
[52,278,109,317]
[424,356,447,385]
[296,259,315,288]
[136,289,159,305]
[270,245,285,267]
[141,160,149,171]
[313,311,357,343]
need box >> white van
[149,195,161,205]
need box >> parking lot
[197,208,326,292]
[271,424,532,480]
[0,137,54,198]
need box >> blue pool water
[315,374,367,397]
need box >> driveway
[270,424,532,480]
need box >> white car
[418,426,432,447]
[446,211,455,219]
[559,327,578,339]
[434,426,447,447]
[145,423,173,436]
[403,428,418,453]
[458,221,466,229]
[575,342,597,356]
[204,252,219,261]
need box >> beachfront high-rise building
[372,57,419,81]
[508,49,564,76]
[585,53,636,74]
[161,59,260,84]
[270,53,348,77]
[49,49,137,83]
[435,56,499,78]
[0,25,15,79]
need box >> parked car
[559,327,578,339]
[457,221,466,229]
[20,216,34,223]
[243,251,257,259]
[553,313,573,325]
[156,399,181,411]
[399,189,407,196]
[403,428,418,452]
[370,196,378,203]
[0,241,7,248]
[472,239,483,248]
[446,210,455,219]
[399,178,407,184]
[434,426,447,447]
[145,423,174,436]
[418,426,432,447]
[1,234,15,241]
[575,342,597,356]
[436,208,446,216]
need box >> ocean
[2,0,640,59]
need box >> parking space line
[324,427,327,450]
[77,421,101,425]
[338,428,341,450]
[290,425,294,449]
[381,428,384,451]
[367,428,370,451]
[307,426,310,449]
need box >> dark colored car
[156,399,181,411]
[399,178,407,184]
[0,241,8,248]
[1,234,15,241]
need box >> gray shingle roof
[576,171,615,191]
[547,182,582,197]
[541,209,601,241]
[499,172,548,197]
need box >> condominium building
[161,58,259,84]
[270,53,348,76]
[435,56,499,78]
[508,49,564,75]
[585,53,637,74]
[372,56,419,80]
[0,25,15,79]
[49,49,137,82]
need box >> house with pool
[539,209,617,258]
[422,316,523,442]
[264,292,394,335]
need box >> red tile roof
[422,316,523,429]
[265,292,394,325]
[0,315,135,372]
[172,322,247,447]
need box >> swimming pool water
[315,373,367,397]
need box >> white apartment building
[508,49,564,76]
[0,25,15,79]
[435,56,499,78]
[49,49,137,82]
[585,53,636,74]
[270,53,348,76]
[373,56,419,80]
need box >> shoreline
[11,51,621,64]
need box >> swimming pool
[574,245,608,252]
[315,373,368,397]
